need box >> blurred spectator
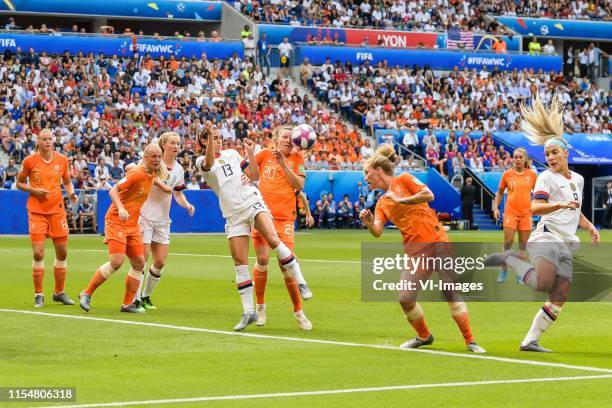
[278,37,293,78]
[528,37,541,55]
[257,32,271,77]
[337,194,354,228]
[601,181,612,229]
[186,176,200,190]
[4,159,18,189]
[542,40,556,56]
[461,177,476,226]
[64,197,78,233]
[77,196,96,233]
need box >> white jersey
[531,169,584,244]
[140,160,186,222]
[198,149,261,218]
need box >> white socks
[235,265,254,314]
[143,265,163,298]
[521,302,562,347]
[507,256,538,289]
[273,243,306,285]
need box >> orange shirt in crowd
[20,151,69,215]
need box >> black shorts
[280,56,290,67]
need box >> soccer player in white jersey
[195,122,309,331]
[131,132,195,310]
[485,95,600,352]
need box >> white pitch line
[38,374,612,408]
[0,248,365,265]
[2,309,612,375]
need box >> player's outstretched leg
[448,302,486,353]
[520,301,561,352]
[255,212,313,300]
[399,302,434,349]
[80,261,120,312]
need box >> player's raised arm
[203,122,216,172]
[244,139,259,182]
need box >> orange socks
[53,259,67,294]
[449,302,474,344]
[404,303,431,340]
[283,274,302,312]
[123,272,141,306]
[254,263,268,305]
[32,260,44,294]
[84,262,116,296]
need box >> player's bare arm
[109,184,129,221]
[531,198,579,216]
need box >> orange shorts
[28,211,69,243]
[104,220,144,258]
[503,213,532,231]
[253,219,295,250]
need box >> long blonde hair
[520,93,567,146]
[365,144,398,176]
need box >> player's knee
[233,255,249,266]
[32,250,44,262]
[153,260,165,270]
[256,256,269,267]
[109,255,124,271]
[55,248,67,261]
[130,256,145,271]
[398,291,417,307]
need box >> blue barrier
[96,189,225,234]
[495,17,612,41]
[0,33,243,59]
[1,170,464,235]
[0,0,222,20]
[376,129,483,147]
[426,168,461,217]
[0,190,29,234]
[296,45,562,72]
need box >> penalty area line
[39,374,612,408]
[2,309,612,375]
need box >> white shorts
[139,216,171,245]
[527,232,576,281]
[225,200,270,239]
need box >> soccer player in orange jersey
[493,148,537,283]
[252,126,312,330]
[359,145,486,353]
[79,144,163,313]
[16,129,78,307]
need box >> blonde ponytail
[520,93,566,146]
[365,144,398,175]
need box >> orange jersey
[256,149,305,221]
[375,173,447,243]
[105,166,154,227]
[20,151,69,215]
[499,168,537,216]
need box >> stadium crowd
[233,0,610,31]
[0,47,373,191]
[304,56,611,136]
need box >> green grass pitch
[1,230,612,407]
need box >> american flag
[447,28,474,50]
